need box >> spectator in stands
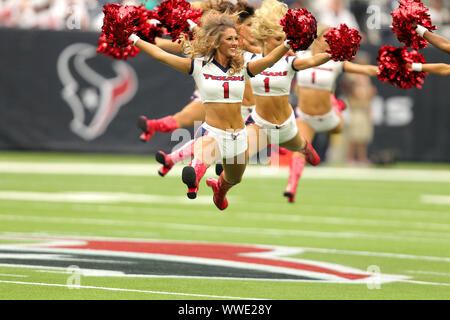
[428,0,450,27]
[288,0,310,10]
[316,0,360,30]
[89,0,142,31]
[343,53,377,166]
[0,0,91,30]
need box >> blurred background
[0,0,449,165]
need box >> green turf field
[0,151,449,300]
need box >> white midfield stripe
[406,271,450,277]
[1,193,450,231]
[0,273,28,278]
[0,280,264,299]
[399,280,450,287]
[0,264,406,284]
[0,268,448,288]
[421,195,450,205]
[0,191,213,205]
[237,212,450,232]
[0,214,449,243]
[0,162,449,182]
[300,247,450,263]
[2,198,449,221]
[8,201,450,218]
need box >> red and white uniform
[189,58,252,104]
[245,53,299,144]
[295,50,344,132]
[189,57,254,159]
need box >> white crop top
[189,57,253,104]
[249,54,298,96]
[296,51,344,92]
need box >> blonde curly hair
[182,11,244,75]
[251,0,288,44]
[197,0,235,14]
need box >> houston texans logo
[57,43,137,140]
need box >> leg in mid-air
[206,153,248,211]
[182,135,218,199]
[138,97,205,142]
[204,125,249,210]
[156,139,195,177]
[283,119,316,203]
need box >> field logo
[0,237,408,285]
[57,43,138,140]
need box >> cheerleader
[129,11,293,210]
[284,24,379,203]
[137,0,259,143]
[154,0,260,177]
[244,0,335,171]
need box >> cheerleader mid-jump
[244,0,333,168]
[137,0,259,145]
[130,11,294,210]
[284,24,379,203]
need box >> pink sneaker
[206,178,229,210]
[301,140,321,166]
[155,151,175,177]
[182,160,207,199]
[137,116,155,143]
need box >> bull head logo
[57,43,137,140]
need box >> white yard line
[406,271,450,277]
[0,214,449,244]
[0,273,28,278]
[236,212,450,232]
[2,200,448,221]
[399,279,450,287]
[0,280,264,299]
[0,162,449,182]
[0,192,449,232]
[421,195,450,205]
[299,247,450,263]
[0,191,213,205]
[0,269,449,289]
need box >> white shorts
[241,105,254,121]
[194,122,248,160]
[246,109,298,144]
[295,107,340,133]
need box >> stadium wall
[0,28,448,162]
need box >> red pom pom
[376,46,427,89]
[98,4,162,60]
[101,4,144,48]
[139,10,164,44]
[391,0,436,50]
[280,8,317,52]
[324,24,361,61]
[156,0,202,41]
[97,33,140,60]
